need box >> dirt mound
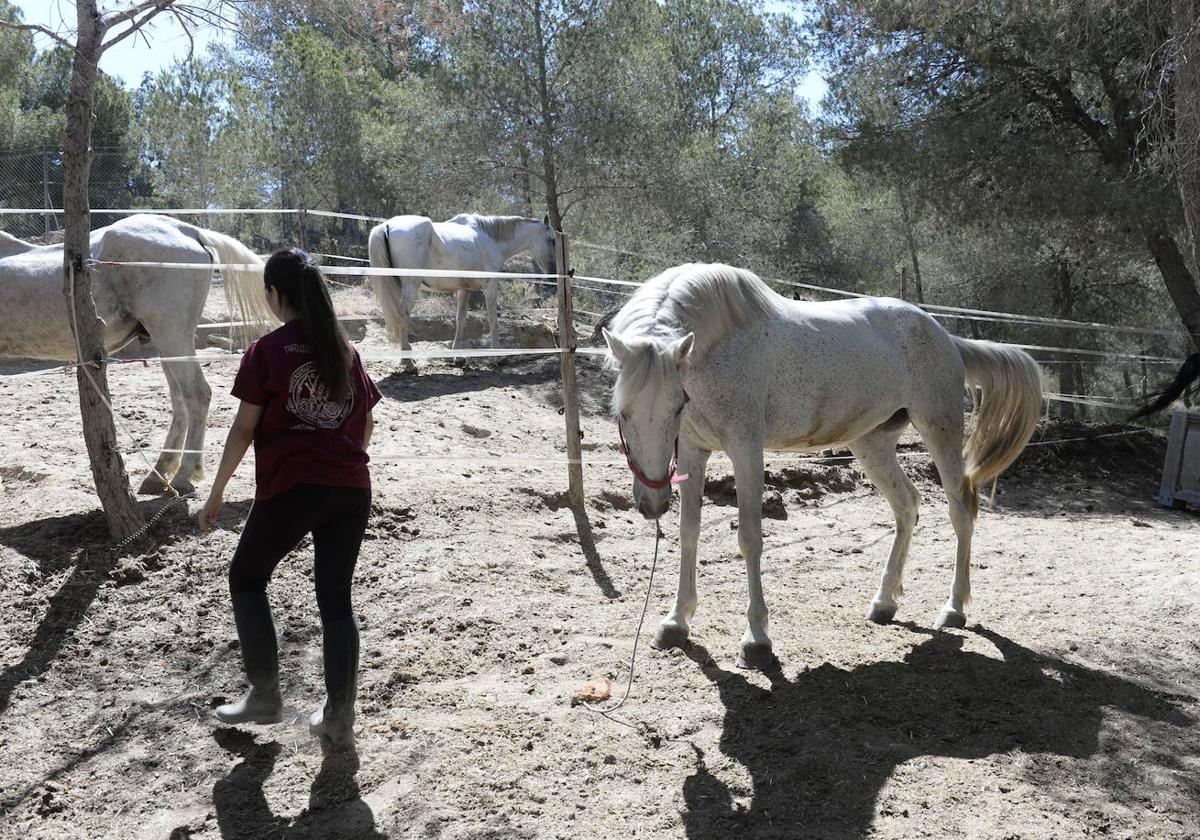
[1005,419,1166,490]
[703,462,862,519]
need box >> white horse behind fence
[604,263,1043,668]
[0,229,35,258]
[367,213,556,371]
[0,214,274,494]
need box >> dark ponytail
[264,248,353,401]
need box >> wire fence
[1,188,1195,420]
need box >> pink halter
[618,390,691,489]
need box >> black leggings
[228,482,371,624]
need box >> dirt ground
[0,322,1197,840]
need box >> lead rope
[583,518,662,723]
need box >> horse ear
[673,332,695,370]
[542,213,550,228]
[603,328,632,365]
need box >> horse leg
[135,324,209,495]
[848,428,920,624]
[136,358,187,495]
[451,289,470,365]
[398,279,418,373]
[168,356,212,492]
[654,444,711,650]
[731,443,773,669]
[912,410,974,629]
[485,279,499,349]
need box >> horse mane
[611,262,777,357]
[449,214,538,243]
[608,263,778,413]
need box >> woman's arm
[198,400,264,532]
[363,409,374,450]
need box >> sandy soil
[0,323,1197,840]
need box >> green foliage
[0,31,145,229]
[135,57,265,209]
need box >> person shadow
[198,728,386,840]
[681,625,1196,839]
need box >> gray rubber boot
[214,591,283,725]
[309,615,359,750]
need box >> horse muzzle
[635,485,672,520]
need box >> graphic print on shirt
[286,361,354,429]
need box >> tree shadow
[377,356,561,403]
[681,626,1197,839]
[0,498,247,717]
[206,729,386,840]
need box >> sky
[13,0,234,87]
[13,0,828,105]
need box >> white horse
[0,214,273,494]
[0,229,36,258]
[603,263,1043,668]
[367,213,556,371]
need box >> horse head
[527,214,557,278]
[603,328,695,519]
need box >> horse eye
[620,409,631,421]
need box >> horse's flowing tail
[953,337,1043,517]
[196,229,274,346]
[1131,352,1200,418]
[368,223,406,343]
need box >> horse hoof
[137,475,171,496]
[934,608,967,630]
[400,365,419,376]
[737,642,776,671]
[652,623,690,650]
[867,602,897,624]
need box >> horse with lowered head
[603,263,1043,668]
[367,213,556,371]
[0,214,274,494]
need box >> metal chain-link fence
[0,145,147,240]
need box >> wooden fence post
[555,230,585,508]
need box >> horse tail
[952,337,1044,517]
[1130,353,1200,419]
[368,222,407,343]
[195,228,274,346]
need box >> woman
[198,247,381,752]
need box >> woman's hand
[199,399,262,533]
[198,492,223,533]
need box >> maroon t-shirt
[232,320,382,500]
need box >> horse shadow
[680,626,1196,839]
[199,728,385,840]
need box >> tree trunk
[1053,257,1079,420]
[64,1,140,539]
[1173,0,1200,354]
[898,189,925,304]
[531,0,563,230]
[1144,225,1200,353]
